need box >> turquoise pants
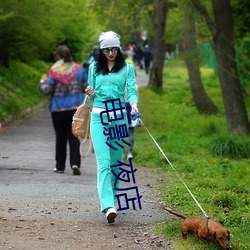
[90,110,128,212]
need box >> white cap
[99,31,121,49]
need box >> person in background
[123,51,134,66]
[88,46,99,64]
[125,100,136,160]
[123,51,137,160]
[133,44,144,69]
[143,44,152,74]
[86,46,99,72]
[85,31,138,223]
[39,45,88,175]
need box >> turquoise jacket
[87,62,138,109]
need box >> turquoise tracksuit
[88,62,138,212]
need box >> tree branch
[190,0,216,37]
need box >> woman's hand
[85,86,96,97]
[40,74,47,83]
[131,103,138,116]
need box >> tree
[191,0,250,134]
[91,0,155,47]
[232,0,250,40]
[184,1,218,114]
[0,0,98,66]
[148,0,177,89]
[232,0,250,96]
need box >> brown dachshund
[162,207,231,249]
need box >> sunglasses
[102,47,119,55]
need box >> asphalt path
[0,69,171,249]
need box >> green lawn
[132,58,250,250]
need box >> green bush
[210,135,250,159]
[210,191,237,209]
[0,60,49,122]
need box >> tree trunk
[212,0,250,134]
[184,4,218,114]
[148,0,169,89]
[191,0,250,134]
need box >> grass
[132,58,250,250]
[0,60,50,123]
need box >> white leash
[139,118,209,218]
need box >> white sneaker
[53,168,64,173]
[105,207,117,223]
[127,152,133,160]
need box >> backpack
[72,95,93,158]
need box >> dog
[162,206,231,249]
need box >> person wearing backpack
[85,31,138,223]
[39,45,88,175]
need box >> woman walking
[39,45,88,175]
[85,31,138,223]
